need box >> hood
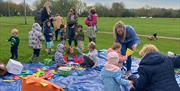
[57,43,64,52]
[32,23,42,32]
[140,52,164,66]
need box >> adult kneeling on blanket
[130,44,180,91]
[113,21,140,74]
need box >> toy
[6,59,23,75]
[126,48,134,56]
[44,58,53,66]
[0,63,7,76]
[42,70,57,80]
[3,80,15,82]
[34,69,45,77]
[58,67,71,76]
[13,76,21,80]
[21,70,33,76]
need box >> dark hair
[78,25,83,28]
[70,8,76,15]
[60,24,65,28]
[90,8,96,15]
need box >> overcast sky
[3,0,180,9]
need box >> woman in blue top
[113,21,140,73]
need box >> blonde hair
[44,1,52,15]
[139,44,159,57]
[88,42,96,49]
[113,21,126,42]
[11,28,19,36]
[112,43,121,50]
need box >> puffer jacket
[29,23,43,49]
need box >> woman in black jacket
[132,44,180,91]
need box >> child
[85,8,97,43]
[44,20,54,54]
[101,52,133,91]
[107,43,127,63]
[54,43,65,65]
[8,28,20,59]
[75,25,84,50]
[29,23,44,62]
[80,42,98,68]
[59,24,67,45]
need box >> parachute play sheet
[0,51,180,91]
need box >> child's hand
[119,55,128,62]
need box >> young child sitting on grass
[80,42,98,68]
[8,28,20,59]
[101,51,133,91]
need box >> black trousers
[89,37,96,43]
[55,29,60,40]
[80,55,95,68]
[68,27,77,47]
[33,49,40,57]
[11,46,18,59]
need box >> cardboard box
[6,59,23,75]
[22,76,64,91]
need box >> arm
[172,56,180,68]
[127,26,140,50]
[114,72,129,86]
[133,67,149,91]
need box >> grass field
[0,16,180,63]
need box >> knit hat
[57,43,64,52]
[105,52,120,72]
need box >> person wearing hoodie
[29,23,43,62]
[101,51,133,91]
[54,43,65,65]
[131,44,180,91]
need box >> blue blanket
[0,51,180,91]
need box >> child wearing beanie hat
[54,43,65,65]
[101,52,133,91]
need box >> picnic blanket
[0,50,180,91]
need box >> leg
[89,37,92,42]
[121,43,128,70]
[55,29,59,40]
[74,39,77,47]
[14,47,18,59]
[67,28,73,47]
[92,37,96,43]
[10,47,14,59]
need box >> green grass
[0,16,180,63]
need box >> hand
[132,44,138,50]
[119,55,128,62]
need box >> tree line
[0,0,180,18]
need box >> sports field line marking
[99,31,180,41]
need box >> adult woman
[114,21,140,73]
[67,8,78,48]
[132,44,180,91]
[85,8,97,43]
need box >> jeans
[55,29,60,40]
[121,42,134,71]
[10,46,18,59]
[67,27,77,47]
